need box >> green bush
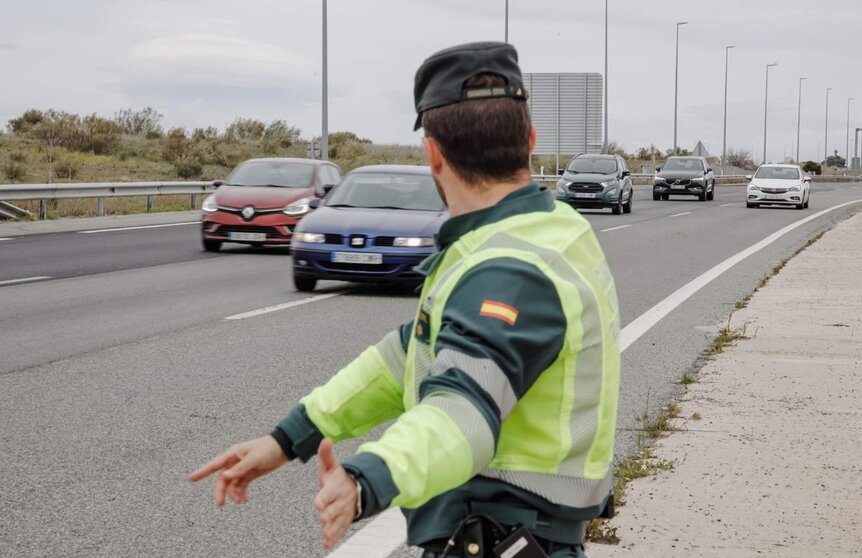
[54,157,81,180]
[9,151,27,163]
[3,162,26,182]
[801,161,822,175]
[174,160,203,178]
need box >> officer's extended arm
[340,258,568,517]
[270,323,411,461]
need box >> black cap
[413,41,528,131]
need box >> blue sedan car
[291,165,446,291]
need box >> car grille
[216,225,289,238]
[664,178,691,186]
[320,262,400,273]
[568,183,603,192]
[760,187,788,194]
[324,234,344,245]
[373,236,396,247]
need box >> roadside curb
[587,211,862,556]
[0,210,201,237]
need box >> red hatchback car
[200,158,341,251]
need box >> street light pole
[763,63,777,165]
[796,77,806,164]
[855,128,862,170]
[321,0,329,160]
[721,45,735,174]
[673,21,687,155]
[846,98,854,168]
[602,0,608,154]
[505,0,509,42]
[824,87,832,165]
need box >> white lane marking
[0,276,51,286]
[0,237,14,241]
[720,203,736,207]
[78,222,198,234]
[335,197,862,558]
[621,198,862,351]
[223,292,344,320]
[600,224,631,232]
[669,211,691,218]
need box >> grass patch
[677,371,697,385]
[691,412,702,421]
[708,316,749,355]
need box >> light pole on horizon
[796,77,806,164]
[824,87,832,165]
[721,45,735,174]
[321,0,328,160]
[846,98,855,168]
[855,128,862,170]
[762,63,778,164]
[673,21,688,155]
[505,0,509,42]
[602,0,609,154]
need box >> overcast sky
[1,0,860,163]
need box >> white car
[746,164,811,210]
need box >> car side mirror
[212,179,224,187]
[656,167,661,173]
[803,176,812,182]
[706,168,713,173]
[745,174,753,180]
[621,170,631,177]
[322,184,335,195]
[309,198,321,209]
[557,168,565,176]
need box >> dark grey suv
[653,156,716,201]
[556,154,633,215]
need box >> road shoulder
[0,210,201,237]
[588,211,862,557]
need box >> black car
[653,156,715,201]
[556,154,633,215]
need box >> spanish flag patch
[479,300,519,326]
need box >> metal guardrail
[0,181,216,219]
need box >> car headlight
[559,179,573,187]
[788,185,801,192]
[606,188,617,196]
[556,184,566,196]
[283,196,313,216]
[394,236,434,248]
[202,195,218,213]
[748,183,761,191]
[600,180,619,188]
[293,231,325,243]
[692,177,705,183]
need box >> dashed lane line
[0,237,14,241]
[223,292,345,320]
[0,276,51,287]
[720,203,736,207]
[78,222,198,234]
[669,211,691,218]
[600,224,631,232]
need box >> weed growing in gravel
[678,371,697,385]
[709,316,749,355]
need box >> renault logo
[241,206,255,220]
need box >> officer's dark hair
[422,73,531,187]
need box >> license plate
[671,184,686,190]
[574,192,597,198]
[331,252,383,265]
[764,194,785,200]
[228,232,266,241]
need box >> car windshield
[325,172,444,211]
[227,161,314,188]
[662,158,704,172]
[566,157,617,174]
[755,167,801,180]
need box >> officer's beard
[432,173,448,208]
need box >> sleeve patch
[479,300,518,326]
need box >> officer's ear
[529,125,537,154]
[423,136,444,174]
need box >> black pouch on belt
[492,526,547,558]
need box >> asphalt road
[1,183,861,557]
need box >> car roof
[575,153,616,159]
[667,156,703,159]
[348,165,431,175]
[758,164,801,168]
[241,157,329,166]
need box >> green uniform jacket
[272,184,621,545]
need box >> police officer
[190,41,621,558]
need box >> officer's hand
[314,438,357,549]
[188,435,288,506]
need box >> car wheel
[652,190,660,201]
[796,201,804,210]
[746,202,757,208]
[661,194,669,201]
[294,274,317,292]
[707,182,715,201]
[611,197,623,215]
[202,238,222,252]
[698,189,707,201]
[804,198,809,209]
[623,190,633,214]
